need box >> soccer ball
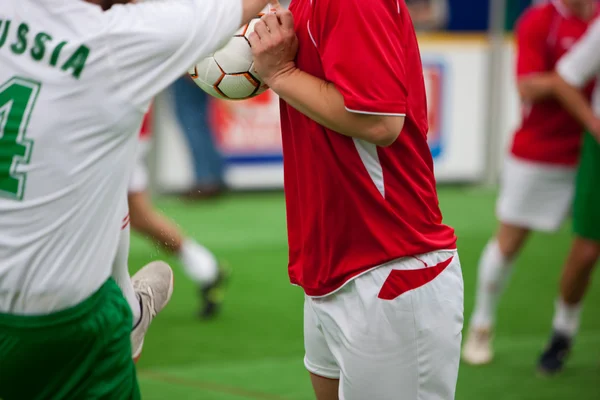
[189,16,268,100]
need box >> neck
[562,0,595,20]
[84,0,129,11]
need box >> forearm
[242,0,271,25]
[552,73,597,131]
[270,68,402,146]
[517,74,556,102]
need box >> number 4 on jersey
[0,77,40,200]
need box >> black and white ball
[189,16,268,100]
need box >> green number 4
[0,77,40,200]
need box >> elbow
[517,82,537,103]
[372,131,399,147]
[367,117,404,147]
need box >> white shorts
[304,250,463,400]
[496,155,576,232]
[128,140,151,194]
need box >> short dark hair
[100,0,133,11]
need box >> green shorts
[0,279,140,400]
[573,132,600,241]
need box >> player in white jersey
[0,0,270,398]
[536,18,600,375]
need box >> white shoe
[462,327,494,365]
[130,261,174,362]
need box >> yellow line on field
[138,370,291,400]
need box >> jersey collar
[552,0,571,18]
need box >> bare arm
[554,18,600,141]
[517,74,556,102]
[242,0,272,25]
[250,6,406,147]
[551,72,600,141]
[270,68,404,147]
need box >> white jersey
[557,16,600,114]
[0,0,241,314]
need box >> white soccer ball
[189,16,268,100]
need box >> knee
[496,237,521,261]
[573,238,600,268]
[495,225,529,260]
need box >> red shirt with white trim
[281,0,457,297]
[511,1,598,166]
[139,107,153,140]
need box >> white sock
[112,221,142,327]
[179,239,218,284]
[470,239,514,329]
[552,298,581,338]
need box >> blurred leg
[172,77,224,191]
[128,191,218,284]
[559,236,599,307]
[128,191,183,254]
[539,132,600,375]
[470,223,529,330]
[464,155,574,365]
[463,223,529,365]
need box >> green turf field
[131,188,600,400]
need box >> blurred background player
[463,0,598,366]
[536,19,600,374]
[250,1,463,399]
[0,0,270,397]
[128,108,228,319]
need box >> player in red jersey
[462,0,598,366]
[250,1,462,398]
[126,109,228,319]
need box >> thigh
[573,133,600,242]
[0,280,139,400]
[312,252,464,400]
[84,280,140,400]
[497,156,575,232]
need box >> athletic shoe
[462,327,494,365]
[198,264,230,319]
[538,332,572,376]
[131,261,174,362]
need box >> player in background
[535,19,600,374]
[0,0,270,398]
[128,110,228,319]
[462,0,598,366]
[250,1,463,399]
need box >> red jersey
[139,108,152,140]
[282,0,457,297]
[511,0,598,166]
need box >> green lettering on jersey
[10,23,29,55]
[0,77,40,200]
[50,41,67,67]
[31,32,52,61]
[61,45,89,79]
[0,20,11,48]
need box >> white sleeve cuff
[557,58,586,88]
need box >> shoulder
[516,4,555,37]
[312,0,397,14]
